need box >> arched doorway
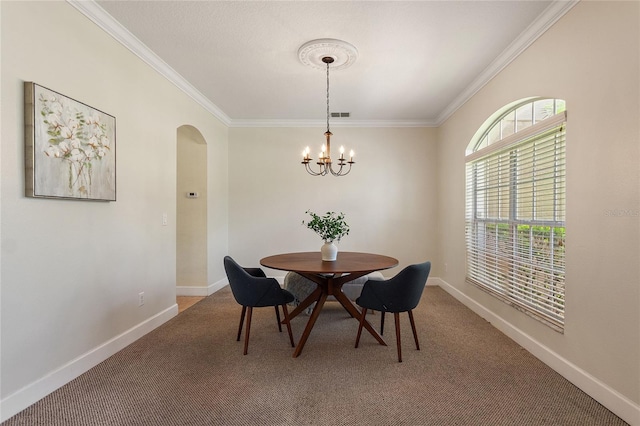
[176,125,208,305]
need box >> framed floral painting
[24,82,116,201]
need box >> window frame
[465,99,566,331]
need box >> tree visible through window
[465,99,566,331]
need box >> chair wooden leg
[395,312,402,362]
[275,306,283,332]
[243,307,253,355]
[355,308,367,348]
[380,311,385,335]
[237,306,247,342]
[281,304,295,347]
[408,310,420,351]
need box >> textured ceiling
[87,0,572,126]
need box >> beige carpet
[2,286,627,425]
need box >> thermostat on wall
[186,192,199,198]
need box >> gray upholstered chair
[355,261,431,362]
[223,256,295,355]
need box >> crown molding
[69,0,578,129]
[229,119,437,128]
[66,0,232,127]
[435,0,580,126]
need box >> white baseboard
[207,279,228,294]
[176,278,228,296]
[437,279,640,426]
[426,276,440,286]
[0,304,179,422]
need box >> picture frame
[24,82,116,201]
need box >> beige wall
[0,0,229,411]
[228,126,439,275]
[437,0,639,417]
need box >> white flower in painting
[58,141,70,155]
[88,135,99,148]
[97,147,107,158]
[60,126,74,140]
[101,136,110,148]
[84,149,95,159]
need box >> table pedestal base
[285,272,387,358]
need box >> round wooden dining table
[260,251,398,357]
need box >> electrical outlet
[444,263,448,273]
[162,213,168,226]
[138,292,144,306]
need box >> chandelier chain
[326,61,330,133]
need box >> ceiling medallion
[298,38,358,71]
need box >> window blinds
[465,112,566,330]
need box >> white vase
[321,241,338,261]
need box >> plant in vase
[302,210,350,261]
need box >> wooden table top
[260,251,398,274]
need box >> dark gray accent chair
[223,256,295,355]
[355,261,431,362]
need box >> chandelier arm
[328,162,352,177]
[304,162,326,176]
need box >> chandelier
[298,39,357,177]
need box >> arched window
[465,99,566,331]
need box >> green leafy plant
[303,210,350,243]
